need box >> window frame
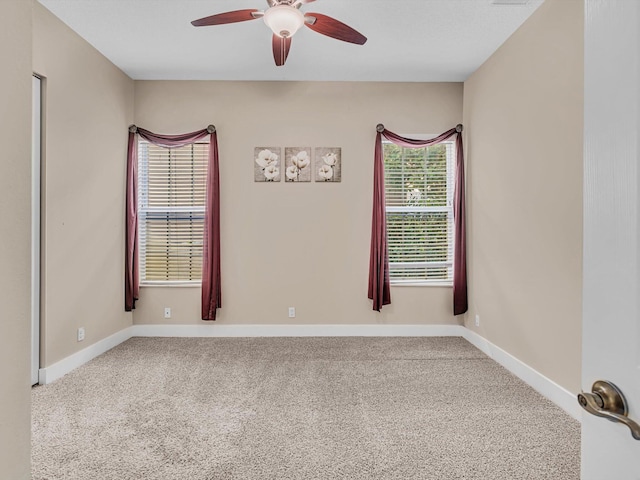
[383,136,455,287]
[137,140,209,287]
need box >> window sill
[390,282,453,288]
[140,282,201,288]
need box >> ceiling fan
[191,0,367,66]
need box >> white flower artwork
[254,147,281,182]
[285,165,299,180]
[314,147,341,182]
[264,164,280,181]
[284,147,312,182]
[317,164,333,181]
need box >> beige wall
[133,81,463,326]
[33,3,134,366]
[0,0,32,477]
[463,0,583,393]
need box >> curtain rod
[128,124,216,133]
[376,123,463,133]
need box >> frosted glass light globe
[264,5,304,38]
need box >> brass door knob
[578,380,640,441]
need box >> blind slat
[138,141,209,282]
[384,141,454,284]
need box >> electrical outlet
[475,314,480,327]
[77,327,85,342]
[288,307,296,318]
[164,307,171,319]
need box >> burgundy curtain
[368,124,468,315]
[125,125,222,320]
[201,130,222,321]
[125,127,139,311]
[368,130,391,311]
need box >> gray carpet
[32,337,580,479]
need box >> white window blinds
[138,141,209,283]
[383,141,454,285]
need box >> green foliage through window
[384,141,454,284]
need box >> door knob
[578,380,640,441]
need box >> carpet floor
[32,337,580,479]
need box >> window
[138,141,208,284]
[383,141,454,285]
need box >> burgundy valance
[125,125,222,321]
[368,124,468,316]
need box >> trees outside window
[383,141,454,285]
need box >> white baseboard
[130,323,465,338]
[38,324,462,385]
[37,322,580,423]
[38,327,134,385]
[461,328,581,421]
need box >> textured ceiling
[37,0,544,82]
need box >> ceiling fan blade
[191,9,261,27]
[304,13,367,45]
[292,0,317,6]
[272,34,292,66]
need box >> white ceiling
[37,0,544,82]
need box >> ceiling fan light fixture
[263,5,304,38]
